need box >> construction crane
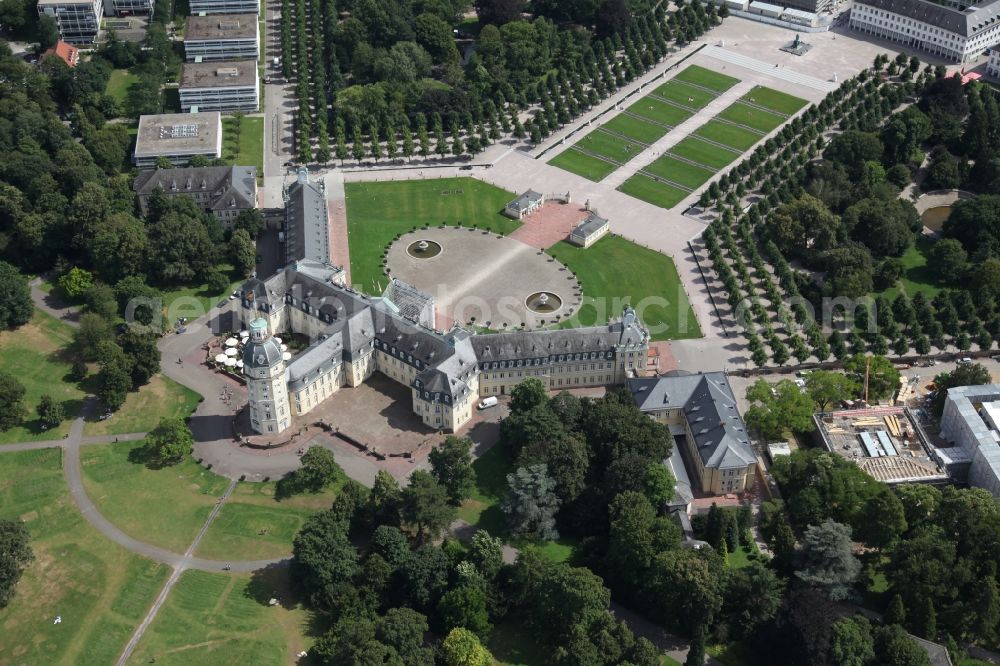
[863,356,871,406]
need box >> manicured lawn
[653,79,718,109]
[643,155,715,189]
[0,448,170,665]
[662,657,683,666]
[83,374,201,437]
[727,545,756,569]
[602,114,667,144]
[673,64,740,92]
[717,102,787,133]
[576,129,645,162]
[0,310,86,444]
[875,238,942,301]
[345,178,519,294]
[222,116,265,182]
[547,235,702,340]
[196,478,343,560]
[696,121,763,151]
[669,136,740,169]
[489,620,548,666]
[548,147,619,181]
[625,96,692,127]
[80,441,231,553]
[105,69,139,104]
[159,263,244,322]
[127,568,316,665]
[743,85,808,115]
[617,174,691,210]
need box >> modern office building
[849,0,1000,62]
[188,0,259,14]
[109,0,153,16]
[133,112,223,167]
[179,60,259,112]
[37,0,103,45]
[184,14,259,61]
[133,165,257,225]
[940,384,1000,495]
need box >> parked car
[478,396,498,410]
[958,357,973,365]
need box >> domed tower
[242,318,290,435]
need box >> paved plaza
[508,200,592,249]
[386,227,582,330]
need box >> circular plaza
[385,227,582,330]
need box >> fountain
[921,206,952,233]
[525,291,562,314]
[406,239,442,258]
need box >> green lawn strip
[652,80,718,109]
[344,178,519,294]
[673,64,740,92]
[662,657,683,666]
[126,569,304,665]
[547,235,702,340]
[195,479,343,560]
[575,128,646,162]
[489,620,549,666]
[669,136,740,169]
[707,640,755,666]
[159,262,243,321]
[222,116,264,183]
[617,174,691,211]
[643,154,716,190]
[695,120,763,151]
[80,441,231,553]
[548,147,620,182]
[742,85,808,115]
[602,113,668,144]
[717,102,787,134]
[83,374,201,436]
[625,96,692,127]
[0,448,170,664]
[105,69,139,104]
[0,310,86,444]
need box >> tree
[763,195,841,262]
[429,436,476,505]
[437,584,491,637]
[0,519,33,608]
[144,416,193,467]
[943,195,1000,257]
[509,377,547,413]
[719,561,784,640]
[844,198,920,258]
[205,269,230,295]
[37,14,59,49]
[795,519,861,601]
[96,347,132,410]
[469,530,503,580]
[296,445,343,492]
[856,486,907,549]
[117,329,160,387]
[376,607,434,666]
[744,379,816,439]
[805,370,859,411]
[824,130,884,178]
[830,615,876,666]
[58,267,94,301]
[843,354,901,402]
[502,464,560,540]
[232,209,265,238]
[924,147,960,190]
[369,470,403,527]
[36,395,64,430]
[873,623,931,666]
[885,593,907,625]
[0,262,32,330]
[474,0,525,26]
[291,511,358,611]
[927,238,968,283]
[530,563,612,642]
[229,228,257,276]
[441,627,492,666]
[73,313,113,361]
[0,372,27,432]
[931,362,991,416]
[401,470,456,545]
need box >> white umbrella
[280,344,288,352]
[224,357,237,367]
[282,352,292,361]
[236,360,244,368]
[225,347,239,357]
[273,337,282,344]
[225,337,239,347]
[214,353,227,364]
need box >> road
[261,0,296,209]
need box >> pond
[921,205,951,232]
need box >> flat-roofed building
[179,60,259,112]
[133,112,223,167]
[189,0,258,14]
[850,0,1000,62]
[110,0,153,16]
[133,165,257,224]
[37,0,103,44]
[184,14,259,61]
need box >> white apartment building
[184,14,259,61]
[189,0,259,14]
[37,0,103,44]
[850,0,1000,63]
[179,60,259,112]
[988,48,1000,75]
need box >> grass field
[876,237,942,300]
[603,114,668,144]
[652,80,717,109]
[548,147,620,181]
[105,69,139,105]
[643,155,715,189]
[345,178,519,293]
[575,129,645,162]
[717,102,788,133]
[127,568,316,665]
[547,235,702,340]
[695,120,763,151]
[159,263,244,320]
[743,85,809,115]
[83,374,201,437]
[617,174,690,210]
[80,441,231,552]
[669,136,741,169]
[673,64,740,92]
[0,448,170,665]
[0,310,85,444]
[222,116,264,182]
[625,96,692,127]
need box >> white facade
[184,15,259,61]
[940,384,1000,495]
[242,318,291,435]
[988,49,1000,76]
[110,0,153,15]
[37,0,103,44]
[189,0,259,13]
[179,62,259,112]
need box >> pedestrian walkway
[703,45,838,92]
[325,170,352,284]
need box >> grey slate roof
[571,211,609,239]
[631,372,756,471]
[285,169,328,264]
[382,278,435,326]
[242,336,282,370]
[856,0,1000,36]
[134,165,256,211]
[471,319,647,364]
[507,189,543,212]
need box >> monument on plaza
[780,32,813,56]
[242,317,291,435]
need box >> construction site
[814,406,950,485]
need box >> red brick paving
[328,197,351,284]
[650,341,678,374]
[509,200,591,249]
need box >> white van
[478,396,498,410]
